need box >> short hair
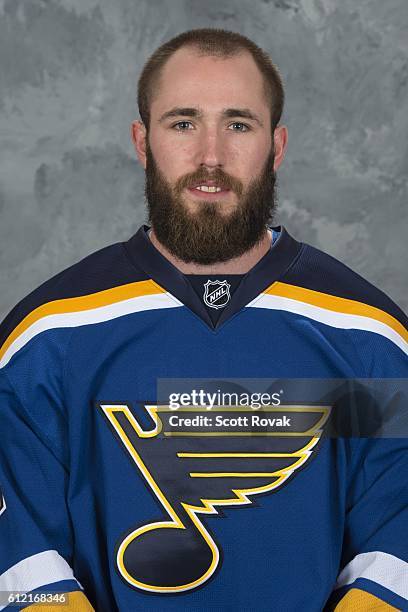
[137,28,285,134]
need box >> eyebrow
[158,107,264,127]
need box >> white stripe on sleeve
[0,550,81,611]
[335,550,408,599]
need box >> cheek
[151,134,193,171]
[232,156,265,185]
[227,138,269,169]
[245,147,271,179]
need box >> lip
[187,187,231,199]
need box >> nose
[195,126,225,168]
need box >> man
[0,27,407,611]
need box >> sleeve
[327,436,408,611]
[0,371,94,611]
[326,314,408,611]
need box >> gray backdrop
[1,0,407,321]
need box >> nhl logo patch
[203,280,231,309]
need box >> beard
[144,139,278,265]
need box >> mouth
[186,186,231,199]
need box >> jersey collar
[124,225,303,331]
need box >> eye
[229,122,250,132]
[171,121,194,131]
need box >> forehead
[151,46,268,117]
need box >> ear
[272,125,288,171]
[131,120,147,169]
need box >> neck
[148,228,272,274]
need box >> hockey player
[0,28,407,611]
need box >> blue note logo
[203,280,230,309]
[98,401,330,594]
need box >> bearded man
[0,28,407,612]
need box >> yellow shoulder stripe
[334,587,400,611]
[266,282,408,344]
[0,279,165,362]
[24,591,95,611]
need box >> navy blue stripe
[325,577,407,610]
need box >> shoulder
[283,238,407,328]
[0,236,147,368]
[271,231,408,369]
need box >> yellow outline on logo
[100,404,330,593]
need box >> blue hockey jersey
[0,225,407,611]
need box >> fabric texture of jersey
[0,225,407,611]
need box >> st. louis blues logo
[98,402,330,594]
[203,280,231,309]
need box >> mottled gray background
[0,0,407,320]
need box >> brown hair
[137,28,285,134]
